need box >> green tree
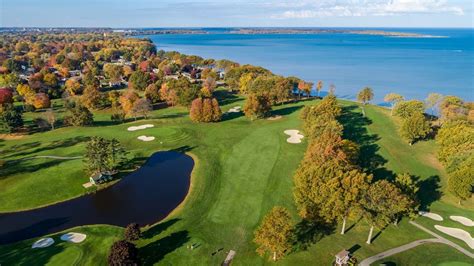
[0,104,23,133]
[145,83,161,103]
[399,112,431,145]
[360,180,413,244]
[384,93,404,116]
[84,137,127,174]
[393,100,425,119]
[436,120,473,164]
[108,240,139,266]
[128,70,150,91]
[447,154,473,204]
[64,104,94,126]
[254,206,293,261]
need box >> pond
[0,151,194,245]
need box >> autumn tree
[144,83,161,103]
[201,77,216,97]
[360,180,413,244]
[65,78,82,95]
[124,223,141,242]
[399,112,431,145]
[119,90,140,117]
[81,86,103,110]
[128,70,150,91]
[436,120,473,164]
[108,240,139,266]
[0,88,13,107]
[316,80,323,97]
[130,98,152,120]
[103,63,123,83]
[43,73,58,88]
[254,206,293,261]
[394,173,420,219]
[189,97,222,123]
[43,108,56,130]
[33,93,51,109]
[16,84,35,106]
[243,93,271,120]
[298,81,313,98]
[357,87,374,116]
[384,93,404,116]
[447,154,473,204]
[439,96,468,122]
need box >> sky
[1,0,473,28]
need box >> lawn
[0,95,472,265]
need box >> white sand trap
[435,225,474,249]
[137,135,155,142]
[267,115,282,121]
[227,106,241,113]
[284,129,304,144]
[60,232,87,243]
[32,238,54,248]
[450,216,474,227]
[127,124,154,131]
[419,211,443,221]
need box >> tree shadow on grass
[293,219,335,251]
[139,230,190,264]
[339,105,393,181]
[142,218,180,239]
[3,136,89,159]
[0,239,65,266]
[417,175,442,211]
[214,90,242,106]
[221,111,244,121]
[271,105,303,117]
[0,159,71,180]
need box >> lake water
[145,28,473,103]
[0,151,193,244]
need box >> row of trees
[254,94,418,261]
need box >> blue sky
[1,0,473,28]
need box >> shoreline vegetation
[0,27,446,38]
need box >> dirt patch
[0,134,24,140]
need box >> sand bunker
[450,216,474,227]
[137,135,155,142]
[419,211,443,221]
[267,115,282,121]
[60,232,87,243]
[227,106,241,113]
[435,225,474,249]
[127,124,154,131]
[32,238,54,248]
[284,130,304,144]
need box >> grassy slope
[0,97,472,265]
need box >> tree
[43,73,58,88]
[436,120,473,164]
[84,136,126,174]
[360,180,413,244]
[82,86,104,110]
[243,93,271,120]
[0,88,13,106]
[393,100,425,119]
[298,81,313,97]
[384,93,404,116]
[33,93,51,109]
[439,96,468,122]
[189,97,221,123]
[144,83,161,103]
[254,206,293,261]
[130,98,152,119]
[0,104,23,133]
[120,90,140,116]
[394,173,420,220]
[124,223,141,242]
[43,108,56,130]
[103,63,123,83]
[128,70,150,91]
[65,78,82,96]
[425,93,443,117]
[316,80,323,97]
[108,240,139,266]
[64,104,94,126]
[201,77,216,97]
[399,112,431,145]
[357,87,374,116]
[16,84,35,106]
[447,154,473,204]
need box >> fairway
[1,98,472,265]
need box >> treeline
[254,94,418,261]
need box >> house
[69,70,81,76]
[217,70,226,79]
[89,171,116,185]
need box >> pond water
[0,151,194,245]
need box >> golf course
[0,90,472,265]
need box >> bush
[124,223,141,241]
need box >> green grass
[373,243,473,266]
[0,225,123,265]
[0,96,472,265]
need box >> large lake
[0,151,194,244]
[145,28,473,103]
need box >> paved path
[359,221,474,266]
